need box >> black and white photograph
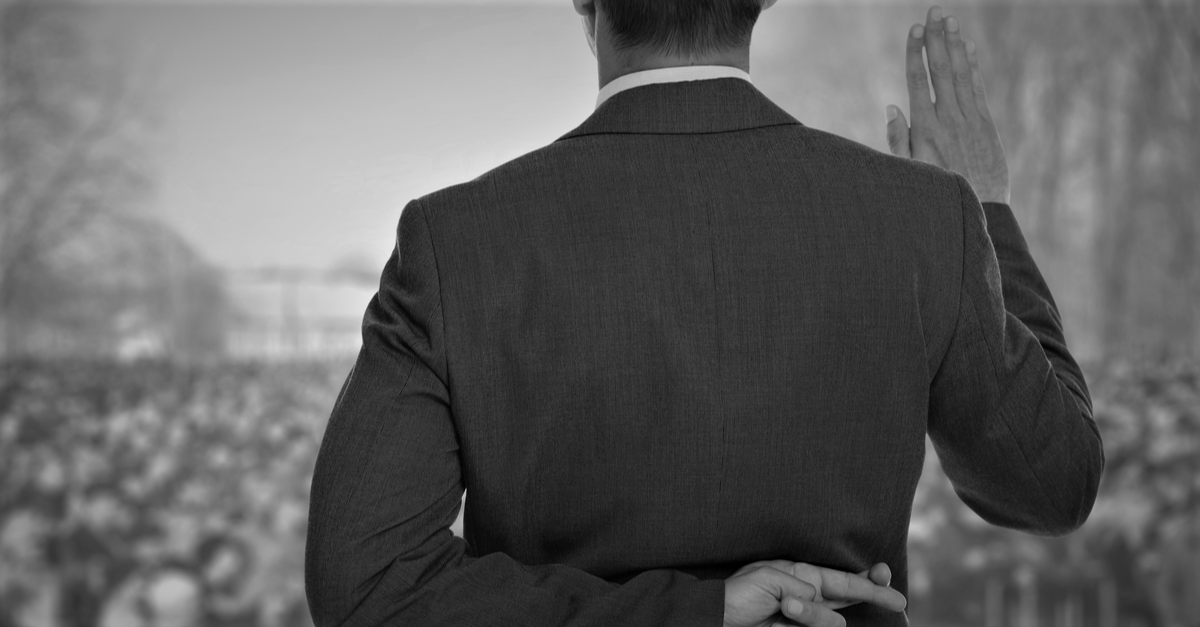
[0,0,1197,625]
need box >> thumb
[869,562,892,587]
[885,105,910,158]
[782,597,847,627]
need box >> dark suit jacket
[305,77,1104,626]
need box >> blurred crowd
[0,356,1197,627]
[0,359,348,627]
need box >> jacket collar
[555,77,803,141]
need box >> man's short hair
[598,0,765,58]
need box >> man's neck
[597,49,751,91]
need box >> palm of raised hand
[886,5,1011,205]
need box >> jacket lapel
[555,77,803,141]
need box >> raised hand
[723,560,907,627]
[886,5,1011,205]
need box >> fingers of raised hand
[944,15,977,118]
[922,5,957,115]
[905,24,933,117]
[965,39,993,121]
[886,105,911,158]
[780,598,848,627]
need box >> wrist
[976,186,1010,205]
[978,182,1010,206]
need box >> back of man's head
[599,0,766,58]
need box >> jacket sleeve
[304,199,726,627]
[926,174,1105,537]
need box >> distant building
[222,268,375,361]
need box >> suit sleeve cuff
[693,578,727,627]
[980,201,1033,262]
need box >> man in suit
[305,1,1105,625]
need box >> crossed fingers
[791,562,907,612]
[738,560,907,612]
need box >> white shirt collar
[595,65,753,110]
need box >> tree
[0,0,232,362]
[966,0,1200,361]
[0,0,223,360]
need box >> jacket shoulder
[413,141,582,220]
[791,124,961,195]
[414,124,970,234]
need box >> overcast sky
[89,4,600,279]
[79,0,1129,325]
[82,0,1123,276]
[87,1,880,279]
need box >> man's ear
[572,0,594,18]
[580,14,598,59]
[573,0,598,58]
[762,0,779,9]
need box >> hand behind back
[723,561,906,627]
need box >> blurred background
[0,0,1197,625]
